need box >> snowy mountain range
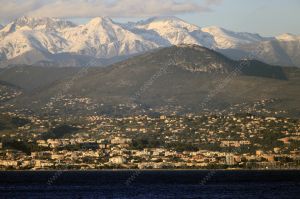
[0,16,299,67]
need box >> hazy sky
[182,0,300,36]
[0,0,299,36]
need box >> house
[109,156,126,164]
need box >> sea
[0,170,299,199]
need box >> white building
[109,156,126,164]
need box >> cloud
[0,0,222,22]
[204,0,223,6]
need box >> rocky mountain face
[0,16,299,67]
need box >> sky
[0,0,299,36]
[183,0,300,36]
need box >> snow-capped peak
[61,17,159,58]
[0,16,75,36]
[0,17,75,60]
[135,16,199,32]
[14,16,76,30]
[87,17,114,26]
[1,16,296,67]
[128,15,213,47]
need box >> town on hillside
[0,93,299,170]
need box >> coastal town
[0,97,300,170]
[0,86,299,170]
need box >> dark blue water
[0,170,300,199]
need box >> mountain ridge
[6,45,294,114]
[0,16,299,67]
[1,45,300,117]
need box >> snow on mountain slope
[62,17,159,58]
[127,16,215,48]
[201,26,267,49]
[0,16,159,62]
[276,33,300,42]
[0,16,299,67]
[274,34,300,67]
[0,30,69,60]
[0,17,73,61]
[220,33,300,67]
[0,16,75,37]
[220,38,300,67]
